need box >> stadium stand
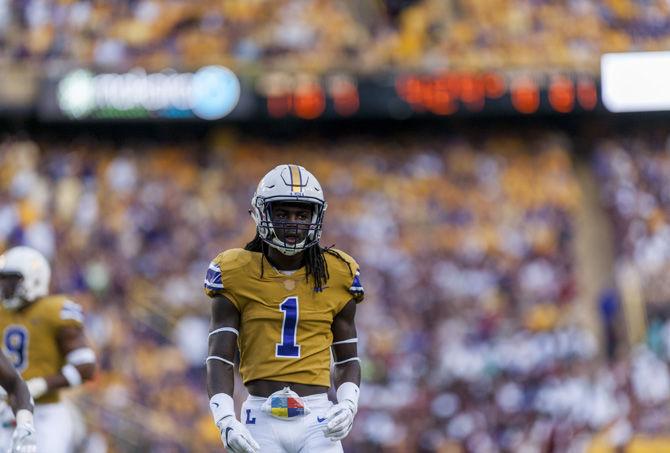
[3,0,670,73]
[0,130,604,451]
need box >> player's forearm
[207,297,240,398]
[207,360,235,397]
[206,332,236,397]
[32,336,97,398]
[41,362,96,391]
[324,360,361,442]
[3,375,33,413]
[333,361,361,389]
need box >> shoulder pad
[38,294,68,307]
[324,249,364,303]
[324,248,359,276]
[205,249,255,297]
[212,248,254,273]
[41,295,84,325]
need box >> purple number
[276,297,300,358]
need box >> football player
[0,246,97,453]
[205,164,364,452]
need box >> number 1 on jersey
[276,297,301,358]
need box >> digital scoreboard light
[49,69,601,121]
[393,72,596,115]
[257,73,359,119]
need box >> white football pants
[34,403,75,453]
[0,402,74,453]
[240,393,344,453]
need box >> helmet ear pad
[250,197,271,241]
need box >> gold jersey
[0,295,84,404]
[204,248,364,387]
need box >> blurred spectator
[3,0,670,74]
[595,136,670,306]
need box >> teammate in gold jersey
[0,246,97,453]
[205,165,364,453]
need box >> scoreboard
[40,67,602,121]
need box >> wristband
[209,393,235,426]
[336,382,360,413]
[61,364,83,387]
[15,409,33,427]
[65,347,96,365]
[26,378,47,399]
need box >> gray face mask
[0,273,26,310]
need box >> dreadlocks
[244,233,351,292]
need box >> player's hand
[9,422,37,453]
[26,378,48,400]
[217,415,260,453]
[322,399,356,441]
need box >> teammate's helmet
[0,246,51,310]
[251,164,327,256]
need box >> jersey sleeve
[349,267,365,303]
[203,260,225,297]
[53,298,85,329]
[203,250,245,311]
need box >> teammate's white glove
[323,382,359,441]
[209,393,259,453]
[9,410,36,453]
[25,378,47,400]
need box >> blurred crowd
[595,135,670,307]
[0,128,612,452]
[0,0,669,452]
[3,128,670,451]
[2,0,670,74]
[584,133,670,453]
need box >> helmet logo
[286,165,306,193]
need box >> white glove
[217,415,260,453]
[323,382,359,441]
[26,378,47,400]
[209,393,259,453]
[9,410,36,453]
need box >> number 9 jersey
[0,295,84,404]
[203,248,364,387]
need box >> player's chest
[0,311,50,333]
[0,312,57,371]
[238,279,336,324]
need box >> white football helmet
[0,246,51,310]
[251,165,327,256]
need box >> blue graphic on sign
[191,66,241,120]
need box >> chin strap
[267,238,307,256]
